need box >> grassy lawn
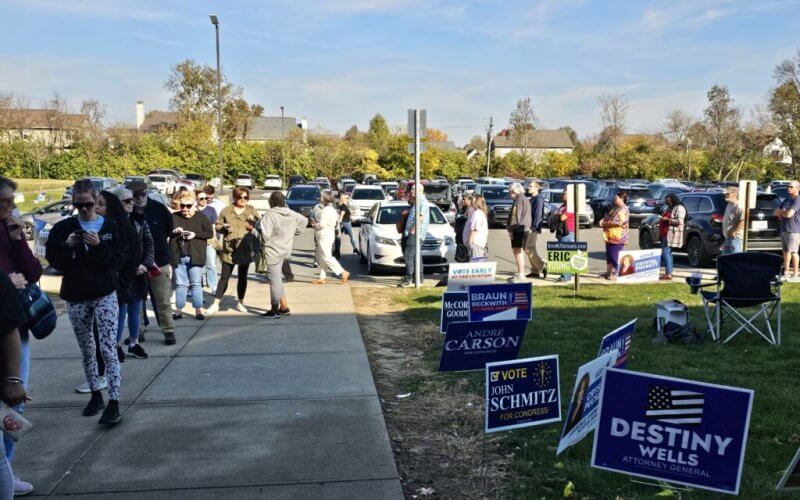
[11,178,72,213]
[393,283,800,498]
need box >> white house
[492,128,574,160]
[763,137,793,166]
[0,108,88,148]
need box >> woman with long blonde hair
[466,195,489,259]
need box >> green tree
[367,114,391,156]
[769,49,800,176]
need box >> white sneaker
[13,477,33,496]
[204,301,219,315]
[235,302,248,313]
[74,376,107,394]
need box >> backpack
[662,321,703,344]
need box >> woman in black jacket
[169,190,212,320]
[45,179,125,426]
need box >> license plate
[751,220,768,231]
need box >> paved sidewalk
[19,274,402,497]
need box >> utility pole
[280,106,286,187]
[486,116,493,177]
[210,15,224,194]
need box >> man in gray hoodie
[257,191,308,318]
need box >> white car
[235,174,254,188]
[263,175,282,190]
[348,185,389,223]
[148,174,177,195]
[337,177,355,191]
[358,201,456,274]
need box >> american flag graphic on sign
[646,386,705,425]
[513,292,528,305]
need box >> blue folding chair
[698,252,783,346]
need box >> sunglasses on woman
[197,196,208,201]
[75,202,95,210]
[236,196,249,200]
[180,203,194,208]
[122,198,134,205]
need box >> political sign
[547,241,589,275]
[485,355,561,433]
[616,249,662,283]
[598,319,637,368]
[439,319,527,372]
[447,261,497,291]
[440,292,469,334]
[592,369,754,495]
[556,351,618,454]
[468,283,532,322]
[777,446,800,492]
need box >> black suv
[590,186,654,227]
[638,192,782,267]
[474,184,513,227]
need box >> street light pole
[280,106,286,187]
[210,14,224,194]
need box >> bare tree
[0,92,32,141]
[43,91,70,148]
[774,49,800,99]
[703,85,742,177]
[770,49,800,176]
[80,99,106,129]
[508,97,539,151]
[597,93,628,153]
[662,109,693,145]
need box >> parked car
[538,189,594,228]
[638,191,782,267]
[590,185,654,227]
[473,184,513,227]
[148,174,177,195]
[123,176,154,191]
[341,181,357,196]
[380,181,399,199]
[349,185,389,224]
[20,200,73,241]
[286,185,322,220]
[263,175,283,190]
[337,177,355,191]
[183,173,206,188]
[287,175,306,188]
[358,200,456,273]
[424,183,456,224]
[235,174,254,188]
[311,180,332,192]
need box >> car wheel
[686,235,709,267]
[367,245,378,274]
[639,229,653,250]
[23,223,34,241]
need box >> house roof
[493,129,574,149]
[0,108,88,130]
[244,116,298,140]
[139,111,178,132]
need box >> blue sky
[2,0,799,144]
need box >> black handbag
[17,283,57,340]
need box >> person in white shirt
[311,191,350,285]
[467,195,489,258]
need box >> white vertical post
[414,109,422,288]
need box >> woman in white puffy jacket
[311,191,350,285]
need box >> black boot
[99,399,122,425]
[83,390,105,416]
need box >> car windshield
[352,189,385,200]
[376,206,445,224]
[185,174,203,180]
[481,187,509,200]
[124,176,144,183]
[343,183,356,193]
[424,185,450,198]
[237,176,251,180]
[149,175,165,182]
[463,182,476,190]
[287,188,320,201]
[756,195,780,210]
[628,189,653,199]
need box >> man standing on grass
[722,187,744,255]
[775,180,800,280]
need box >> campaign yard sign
[439,319,527,372]
[547,241,589,275]
[556,351,618,455]
[592,369,754,495]
[777,446,800,492]
[468,283,532,322]
[485,355,561,433]
[440,292,469,333]
[598,319,637,368]
[447,261,497,291]
[616,249,662,283]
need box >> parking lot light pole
[210,14,224,194]
[281,106,286,187]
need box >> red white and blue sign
[438,319,527,372]
[485,355,561,433]
[468,283,532,322]
[440,292,469,334]
[592,369,754,495]
[598,319,637,369]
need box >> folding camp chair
[698,252,783,346]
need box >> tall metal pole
[280,106,286,187]
[211,16,224,194]
[486,116,493,177]
[414,109,422,288]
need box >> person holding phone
[169,191,212,320]
[45,179,124,426]
[205,187,259,315]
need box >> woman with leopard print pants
[45,179,127,426]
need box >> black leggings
[215,262,249,300]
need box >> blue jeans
[722,237,743,255]
[341,222,358,251]
[204,245,218,291]
[559,233,574,280]
[117,298,143,343]
[661,237,674,275]
[3,336,29,464]
[404,238,417,280]
[175,256,203,309]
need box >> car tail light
[711,214,724,225]
[646,199,658,207]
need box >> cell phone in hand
[74,229,86,236]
